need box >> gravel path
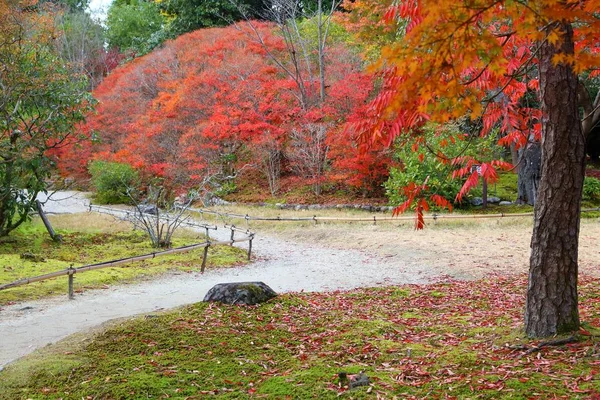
[0,194,438,370]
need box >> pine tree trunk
[516,142,541,205]
[525,22,585,337]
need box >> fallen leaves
[5,275,600,398]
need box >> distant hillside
[58,21,391,198]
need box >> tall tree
[106,0,165,55]
[253,0,343,108]
[161,0,267,36]
[54,9,121,89]
[0,0,93,236]
[354,1,599,337]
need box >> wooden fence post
[248,234,253,260]
[201,243,210,273]
[230,226,235,245]
[36,200,62,242]
[68,267,75,300]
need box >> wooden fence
[0,225,254,300]
[188,206,600,225]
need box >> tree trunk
[516,142,541,205]
[317,0,326,103]
[510,144,520,173]
[525,22,585,337]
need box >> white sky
[88,0,113,21]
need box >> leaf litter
[2,274,600,399]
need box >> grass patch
[3,276,600,398]
[0,214,247,305]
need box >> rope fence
[90,204,219,236]
[0,217,254,299]
[3,201,599,300]
[188,206,600,225]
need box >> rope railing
[0,208,255,299]
[188,206,600,225]
[90,204,218,232]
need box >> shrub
[385,123,503,209]
[88,161,139,204]
[385,148,462,207]
[583,176,600,201]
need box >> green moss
[4,277,600,399]
[0,221,247,305]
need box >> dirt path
[0,194,599,369]
[0,196,435,369]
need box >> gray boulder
[499,201,513,206]
[470,197,484,206]
[203,282,277,305]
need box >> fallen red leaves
[8,274,600,399]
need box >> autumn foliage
[58,22,390,197]
[352,0,599,226]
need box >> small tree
[287,123,330,196]
[126,186,196,248]
[0,2,93,237]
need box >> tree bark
[525,22,585,337]
[516,142,541,205]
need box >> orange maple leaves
[352,0,599,228]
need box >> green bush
[214,180,237,198]
[385,148,462,206]
[583,176,600,201]
[385,124,503,209]
[88,161,139,204]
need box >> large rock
[203,282,277,305]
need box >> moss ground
[2,276,600,399]
[0,214,247,305]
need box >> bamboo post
[200,243,209,273]
[68,267,75,300]
[230,225,235,245]
[36,200,62,242]
[373,215,377,226]
[248,235,253,260]
[482,177,488,208]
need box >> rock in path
[203,282,277,305]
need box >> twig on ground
[509,335,578,356]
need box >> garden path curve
[0,192,436,369]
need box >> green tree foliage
[583,177,600,202]
[60,0,90,12]
[0,1,93,237]
[106,0,165,55]
[89,161,140,204]
[160,0,267,36]
[385,124,501,208]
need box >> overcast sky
[88,0,113,21]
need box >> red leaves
[392,178,454,230]
[430,194,453,212]
[59,21,389,196]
